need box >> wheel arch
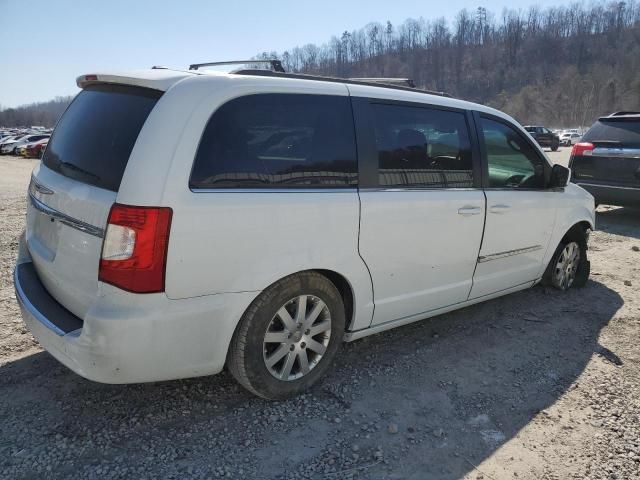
[233,268,359,337]
[541,214,594,279]
[562,220,592,244]
[312,269,355,331]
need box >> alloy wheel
[552,241,581,290]
[263,295,332,381]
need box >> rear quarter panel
[126,76,375,331]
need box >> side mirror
[549,164,570,188]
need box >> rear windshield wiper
[59,161,100,181]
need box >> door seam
[468,189,488,300]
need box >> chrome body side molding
[477,245,542,263]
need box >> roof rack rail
[608,111,640,117]
[189,59,285,73]
[348,77,416,88]
[231,70,451,98]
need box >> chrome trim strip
[189,188,358,193]
[29,193,104,238]
[591,147,640,159]
[30,177,54,195]
[577,182,640,191]
[478,245,542,263]
[13,266,66,336]
[359,187,480,192]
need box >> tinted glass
[481,118,546,189]
[190,94,357,189]
[43,84,161,192]
[371,103,473,188]
[582,119,640,146]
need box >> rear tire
[542,228,590,290]
[227,272,345,400]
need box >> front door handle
[458,206,482,216]
[489,204,511,214]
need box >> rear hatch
[570,116,640,187]
[26,83,162,318]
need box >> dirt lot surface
[1,149,639,480]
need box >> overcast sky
[1,0,565,108]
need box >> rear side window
[190,94,357,189]
[582,119,640,146]
[43,84,161,192]
[370,103,473,188]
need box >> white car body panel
[26,164,115,318]
[358,190,485,325]
[470,189,558,298]
[16,237,258,382]
[16,69,596,384]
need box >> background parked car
[560,132,582,146]
[1,134,49,155]
[569,111,640,207]
[24,138,48,158]
[524,125,560,151]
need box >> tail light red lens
[571,142,594,157]
[99,204,172,293]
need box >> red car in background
[24,138,49,158]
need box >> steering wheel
[505,174,525,187]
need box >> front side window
[481,117,546,189]
[370,103,473,188]
[190,94,357,189]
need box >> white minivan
[15,66,595,399]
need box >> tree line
[255,1,640,127]
[0,97,73,129]
[2,2,639,128]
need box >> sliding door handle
[489,204,511,214]
[458,206,482,216]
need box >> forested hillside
[256,1,640,127]
[2,2,639,128]
[0,97,73,128]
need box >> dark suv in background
[569,112,640,207]
[524,125,560,151]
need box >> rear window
[43,84,161,192]
[582,119,640,146]
[190,94,357,189]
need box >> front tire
[227,272,345,400]
[542,229,590,290]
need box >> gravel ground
[1,149,639,479]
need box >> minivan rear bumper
[15,236,258,384]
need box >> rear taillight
[571,142,594,157]
[99,204,172,293]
